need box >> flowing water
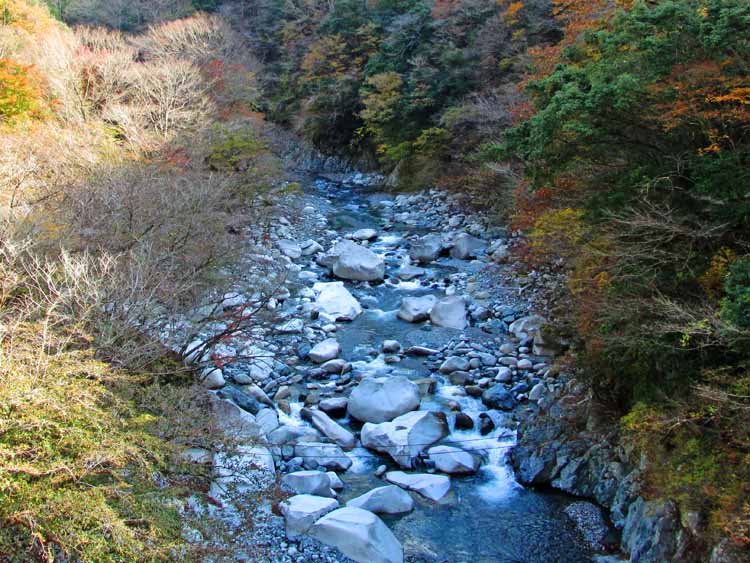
[274,175,597,562]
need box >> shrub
[0,59,45,121]
[721,257,750,329]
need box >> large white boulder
[427,445,480,475]
[508,314,546,340]
[280,494,339,539]
[449,232,487,260]
[309,338,341,364]
[295,442,352,472]
[208,395,264,441]
[309,507,403,563]
[397,295,437,323]
[361,411,449,468]
[313,282,363,321]
[409,234,443,264]
[348,376,421,423]
[349,228,378,241]
[346,485,414,515]
[331,240,385,281]
[430,296,467,330]
[385,471,451,502]
[281,471,335,498]
[307,409,357,449]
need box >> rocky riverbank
[165,166,736,563]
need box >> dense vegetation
[0,1,281,561]
[2,0,749,560]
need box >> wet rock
[428,445,480,475]
[346,485,414,515]
[397,265,426,280]
[482,385,516,411]
[332,240,385,281]
[319,397,348,418]
[439,356,470,374]
[309,507,404,563]
[309,338,341,364]
[348,376,421,423]
[280,494,339,539]
[382,340,402,354]
[397,295,438,323]
[385,471,451,502]
[313,282,363,321]
[454,412,474,430]
[430,296,468,330]
[361,411,449,468]
[478,413,495,435]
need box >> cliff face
[510,374,746,563]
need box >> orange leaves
[0,59,46,122]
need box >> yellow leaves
[709,87,750,105]
[699,247,737,299]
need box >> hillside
[1,1,749,562]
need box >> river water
[263,174,597,563]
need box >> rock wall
[510,374,745,563]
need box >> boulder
[346,485,414,515]
[278,239,302,259]
[280,494,339,539]
[482,385,516,411]
[295,442,352,472]
[332,240,385,281]
[409,235,443,264]
[277,318,304,333]
[305,409,357,449]
[508,314,546,340]
[301,239,324,256]
[361,411,449,468]
[313,282,363,321]
[201,367,225,389]
[281,471,334,498]
[382,340,402,354]
[396,265,425,280]
[309,507,404,563]
[385,471,451,502]
[450,233,487,260]
[397,295,437,323]
[319,397,348,418]
[454,412,474,430]
[428,445,480,475]
[350,228,378,241]
[348,376,421,423]
[310,338,341,364]
[439,356,470,374]
[430,296,468,330]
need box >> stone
[439,356,470,374]
[256,408,280,435]
[508,314,546,340]
[397,265,426,280]
[295,442,352,472]
[332,240,385,281]
[361,411,449,468]
[301,239,324,256]
[306,409,357,449]
[482,385,517,411]
[278,239,302,259]
[281,471,334,498]
[309,338,341,364]
[409,234,443,264]
[478,413,495,435]
[348,376,421,423]
[405,346,440,356]
[280,494,339,539]
[350,228,378,241]
[428,445,480,475]
[179,447,212,464]
[385,471,451,502]
[314,282,363,321]
[397,295,438,323]
[454,412,474,430]
[382,340,402,354]
[529,383,546,402]
[309,507,403,563]
[277,318,304,333]
[621,498,680,563]
[346,485,414,515]
[495,367,513,383]
[430,296,468,330]
[201,367,225,389]
[327,472,345,490]
[450,233,487,260]
[322,358,349,374]
[319,397,348,418]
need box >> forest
[1,0,749,562]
